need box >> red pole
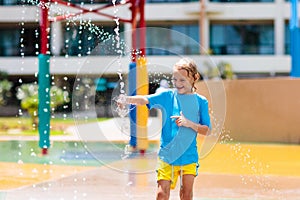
[139,0,146,57]
[40,0,50,54]
[131,0,137,62]
[199,0,205,55]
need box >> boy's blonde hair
[174,58,200,91]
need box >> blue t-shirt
[147,90,211,165]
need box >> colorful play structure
[38,0,300,155]
[38,0,148,154]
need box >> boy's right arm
[126,95,149,105]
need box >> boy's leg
[179,174,194,200]
[156,180,171,200]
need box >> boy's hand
[171,111,190,127]
[171,111,209,135]
[112,94,130,118]
[115,94,127,109]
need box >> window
[285,22,290,54]
[146,24,199,55]
[62,23,124,56]
[0,0,34,5]
[0,25,39,57]
[209,0,273,2]
[210,22,274,55]
[67,0,120,4]
[147,0,198,3]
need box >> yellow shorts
[156,158,198,189]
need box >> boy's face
[172,67,193,94]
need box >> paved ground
[0,117,162,142]
[0,117,300,199]
[2,158,300,200]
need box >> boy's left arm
[171,112,210,136]
[187,120,210,136]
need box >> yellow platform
[198,142,300,177]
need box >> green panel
[38,54,51,149]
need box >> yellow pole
[136,57,149,154]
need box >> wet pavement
[0,118,300,199]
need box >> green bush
[17,83,70,127]
[203,61,236,80]
[0,80,12,106]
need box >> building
[0,0,295,76]
[0,0,296,115]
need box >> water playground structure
[37,0,148,155]
[36,0,300,156]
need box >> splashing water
[219,129,283,198]
[112,94,137,118]
[121,144,133,160]
[112,95,128,118]
[124,178,134,199]
[111,0,128,119]
[110,0,137,167]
